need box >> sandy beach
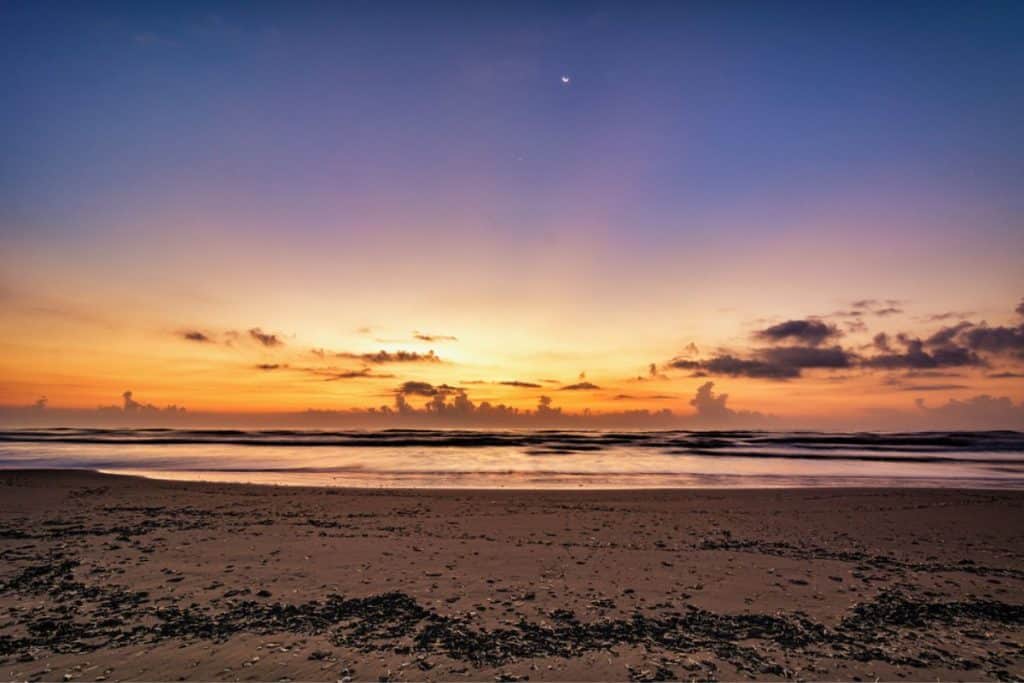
[1,470,1022,681]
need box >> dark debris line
[1,554,1023,678]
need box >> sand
[1,470,1022,681]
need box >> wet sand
[1,470,1022,681]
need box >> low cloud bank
[4,383,1020,431]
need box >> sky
[1,1,1023,429]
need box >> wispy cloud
[336,350,441,364]
[560,382,600,391]
[413,331,457,343]
[249,328,284,348]
[180,330,212,343]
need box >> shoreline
[2,469,1023,681]
[16,466,1024,493]
[97,467,1024,492]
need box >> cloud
[180,330,212,343]
[927,311,974,321]
[397,381,438,397]
[753,319,840,347]
[337,350,441,364]
[631,362,669,382]
[688,381,768,424]
[667,299,1024,382]
[925,321,974,347]
[103,390,186,417]
[689,382,732,419]
[989,372,1024,379]
[901,370,964,379]
[670,355,798,380]
[758,346,853,369]
[864,338,983,369]
[849,299,905,317]
[560,382,601,391]
[323,368,394,380]
[864,301,1024,369]
[843,319,868,333]
[1017,298,1024,317]
[896,384,969,392]
[499,380,542,388]
[395,381,456,397]
[961,324,1024,356]
[413,332,458,342]
[614,393,675,401]
[249,328,284,347]
[670,345,853,380]
[255,364,281,371]
[915,394,1024,430]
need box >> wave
[1,428,1022,454]
[2,428,1022,489]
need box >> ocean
[1,428,1022,489]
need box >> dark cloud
[864,338,983,370]
[758,346,853,369]
[896,384,969,392]
[322,368,395,380]
[1017,298,1024,317]
[499,380,542,388]
[181,330,212,343]
[874,307,903,317]
[396,381,441,397]
[667,298,1024,382]
[255,364,281,371]
[753,319,840,347]
[865,303,1024,369]
[560,382,600,391]
[672,355,798,380]
[989,372,1024,379]
[670,345,853,380]
[249,328,283,347]
[413,332,457,342]
[925,321,973,347]
[961,324,1024,356]
[338,350,441,364]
